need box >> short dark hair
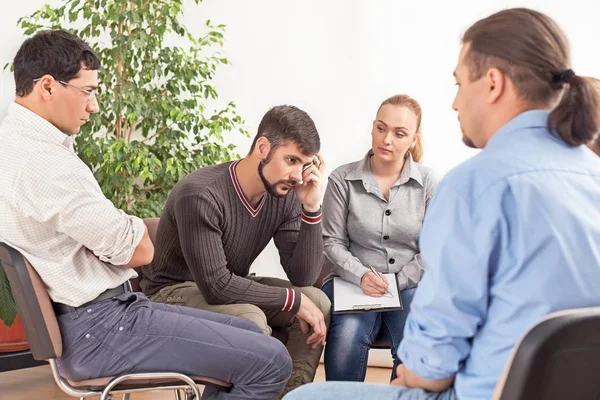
[13,30,100,97]
[250,105,320,156]
[463,8,600,146]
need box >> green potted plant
[0,263,28,353]
[1,0,247,343]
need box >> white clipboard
[332,274,403,314]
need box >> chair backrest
[145,217,160,245]
[493,307,600,400]
[129,217,160,292]
[0,243,62,360]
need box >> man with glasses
[0,29,292,400]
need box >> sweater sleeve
[273,199,324,287]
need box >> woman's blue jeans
[322,279,416,382]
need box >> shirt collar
[345,150,424,187]
[228,160,266,217]
[484,110,551,151]
[7,102,75,150]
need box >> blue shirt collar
[484,110,551,151]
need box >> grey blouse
[322,150,439,291]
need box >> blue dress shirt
[397,110,600,400]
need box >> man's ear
[486,67,506,104]
[33,75,56,101]
[255,136,272,161]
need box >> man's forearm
[197,268,302,313]
[404,367,455,392]
[286,226,324,286]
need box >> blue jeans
[322,280,416,381]
[56,292,292,399]
[284,382,458,400]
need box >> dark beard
[462,134,477,149]
[258,160,297,198]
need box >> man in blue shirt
[285,7,600,400]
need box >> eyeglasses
[33,78,98,102]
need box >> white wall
[2,0,599,274]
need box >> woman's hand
[360,271,389,297]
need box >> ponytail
[548,75,600,146]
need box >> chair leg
[121,394,131,400]
[174,389,184,400]
[185,388,202,400]
[185,389,197,400]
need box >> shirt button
[167,297,173,301]
[383,235,389,240]
[385,210,391,216]
[85,334,91,339]
[119,326,124,331]
[389,258,395,264]
[87,309,92,313]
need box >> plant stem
[114,2,128,139]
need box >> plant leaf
[0,261,17,328]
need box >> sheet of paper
[333,274,402,312]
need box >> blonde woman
[321,94,438,381]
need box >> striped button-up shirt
[0,102,144,307]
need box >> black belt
[53,283,131,316]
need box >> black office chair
[493,307,600,400]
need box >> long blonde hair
[377,94,424,162]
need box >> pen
[368,265,394,298]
